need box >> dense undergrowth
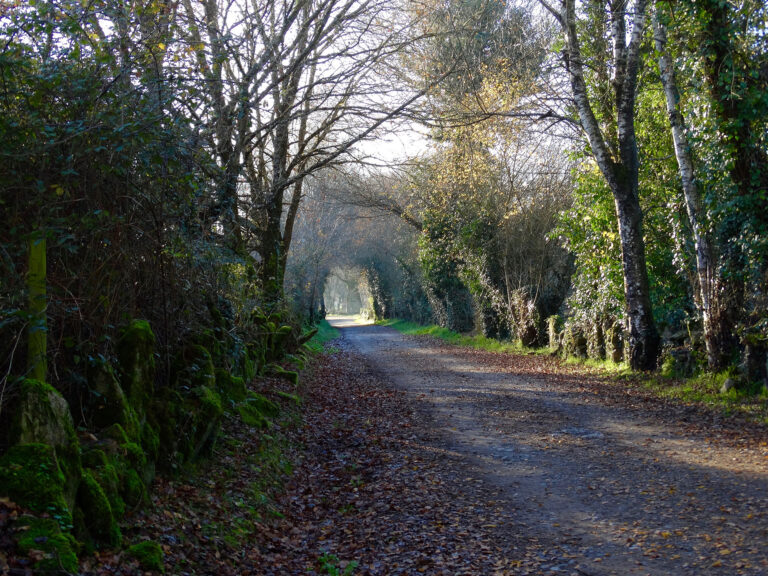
[0,316,326,573]
[90,324,333,574]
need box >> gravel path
[335,319,768,576]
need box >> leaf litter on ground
[15,331,766,575]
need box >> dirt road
[331,318,768,576]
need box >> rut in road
[333,319,768,576]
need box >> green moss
[87,361,142,438]
[91,463,125,519]
[11,380,81,510]
[197,385,223,417]
[243,349,259,381]
[238,393,280,429]
[123,405,142,442]
[173,344,216,390]
[103,423,129,444]
[189,386,223,458]
[284,352,307,370]
[0,444,71,527]
[72,506,92,554]
[246,392,280,418]
[82,442,150,519]
[121,442,147,470]
[121,468,146,508]
[119,319,156,352]
[16,516,78,574]
[660,354,675,378]
[265,364,299,385]
[149,390,180,457]
[276,391,301,405]
[141,422,160,461]
[117,319,156,413]
[150,375,226,472]
[81,448,108,469]
[193,328,224,367]
[77,470,121,547]
[127,540,164,573]
[215,368,247,404]
[238,403,269,429]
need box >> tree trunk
[558,0,660,370]
[260,197,286,305]
[652,5,729,370]
[611,174,660,370]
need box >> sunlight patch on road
[327,314,374,328]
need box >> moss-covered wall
[0,307,305,572]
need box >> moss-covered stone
[141,422,160,461]
[87,361,141,439]
[589,322,606,361]
[127,540,164,572]
[149,390,182,472]
[215,368,247,405]
[11,379,81,509]
[189,386,223,459]
[262,323,293,363]
[607,323,624,363]
[117,319,156,414]
[13,380,73,447]
[238,403,269,429]
[150,383,224,471]
[81,442,149,520]
[192,328,223,368]
[661,347,698,378]
[81,448,109,469]
[121,468,146,508]
[0,444,71,527]
[121,441,147,470]
[102,423,129,444]
[265,363,299,385]
[246,392,280,418]
[276,390,301,405]
[242,348,259,381]
[101,423,156,484]
[547,316,561,349]
[238,393,280,429]
[91,463,125,519]
[173,344,216,390]
[16,516,79,574]
[140,422,159,485]
[564,326,588,359]
[197,385,223,417]
[72,506,91,554]
[76,470,121,547]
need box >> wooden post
[27,230,47,382]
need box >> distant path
[330,318,768,576]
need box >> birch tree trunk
[651,5,728,370]
[554,0,660,370]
